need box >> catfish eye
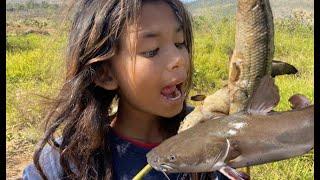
[168,155,176,162]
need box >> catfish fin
[225,140,242,162]
[219,166,249,180]
[271,60,298,77]
[209,138,232,171]
[191,94,206,101]
[289,94,311,109]
[246,75,280,115]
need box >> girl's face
[111,1,190,118]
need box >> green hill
[185,0,314,19]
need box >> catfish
[147,76,313,179]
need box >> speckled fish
[228,0,274,114]
[147,76,313,178]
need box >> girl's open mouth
[161,83,183,101]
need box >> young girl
[22,0,230,179]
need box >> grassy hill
[185,0,314,19]
[6,0,62,4]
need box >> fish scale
[229,0,274,114]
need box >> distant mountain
[6,0,314,19]
[185,0,314,19]
[185,0,236,19]
[6,0,62,4]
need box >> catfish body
[147,76,314,174]
[147,105,314,173]
[226,106,314,168]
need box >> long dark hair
[33,0,193,179]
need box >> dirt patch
[6,22,54,36]
[6,139,35,179]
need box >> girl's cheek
[183,50,191,70]
[132,59,160,83]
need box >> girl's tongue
[161,85,181,100]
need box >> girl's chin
[160,103,184,118]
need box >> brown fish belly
[228,0,274,114]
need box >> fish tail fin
[246,75,280,115]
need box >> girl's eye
[141,48,159,58]
[175,41,185,49]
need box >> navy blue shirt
[109,129,191,179]
[23,131,228,179]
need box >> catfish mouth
[160,82,184,101]
[147,148,179,173]
[159,163,176,172]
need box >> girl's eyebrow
[139,24,183,39]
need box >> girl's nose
[167,48,186,71]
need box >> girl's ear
[94,62,118,90]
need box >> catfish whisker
[161,170,171,180]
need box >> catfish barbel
[147,76,313,179]
[228,0,274,114]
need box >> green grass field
[6,5,313,179]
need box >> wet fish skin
[228,0,274,114]
[228,105,313,168]
[147,105,314,173]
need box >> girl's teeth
[164,87,181,101]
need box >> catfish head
[147,135,236,173]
